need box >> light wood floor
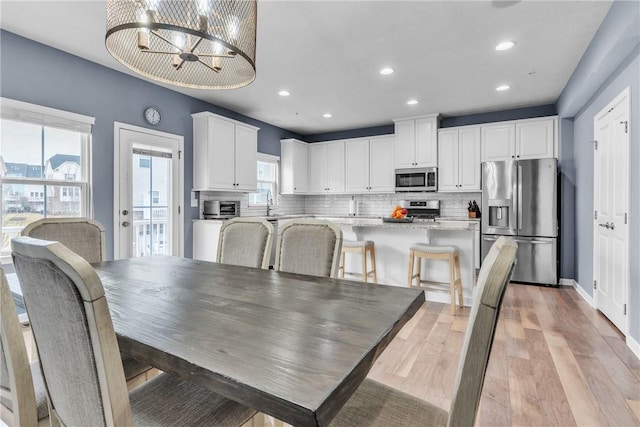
[367,283,640,426]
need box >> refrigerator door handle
[510,161,518,234]
[483,236,499,241]
[514,239,550,244]
[517,164,523,231]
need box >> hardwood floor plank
[507,356,548,426]
[627,399,640,423]
[524,329,576,426]
[543,329,601,426]
[605,335,640,382]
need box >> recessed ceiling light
[496,85,510,91]
[323,113,332,118]
[407,99,419,105]
[380,67,394,75]
[495,41,516,51]
[278,90,290,97]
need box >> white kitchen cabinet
[192,220,223,261]
[192,112,258,192]
[308,141,345,194]
[345,136,395,193]
[280,138,308,194]
[438,126,481,192]
[394,114,439,169]
[481,116,556,162]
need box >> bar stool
[408,243,463,315]
[339,240,377,283]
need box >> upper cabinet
[481,116,556,162]
[345,136,395,193]
[192,112,258,192]
[394,114,439,169]
[308,141,345,194]
[438,126,481,192]
[280,138,308,194]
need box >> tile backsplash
[197,191,480,219]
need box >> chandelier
[105,0,257,90]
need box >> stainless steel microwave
[203,200,240,219]
[395,167,438,192]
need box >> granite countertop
[194,215,480,230]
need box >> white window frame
[249,153,280,207]
[0,98,94,263]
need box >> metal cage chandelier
[105,0,257,90]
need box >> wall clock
[144,107,161,125]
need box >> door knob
[598,223,609,228]
[122,221,130,227]
[122,210,129,215]
[608,222,615,230]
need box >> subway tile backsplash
[198,191,480,219]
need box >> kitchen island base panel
[340,226,476,306]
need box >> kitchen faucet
[266,190,273,216]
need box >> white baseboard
[627,335,640,360]
[559,278,575,287]
[566,278,596,308]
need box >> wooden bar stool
[408,243,463,315]
[339,240,377,283]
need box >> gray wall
[556,0,640,343]
[0,30,302,259]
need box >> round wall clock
[144,107,161,125]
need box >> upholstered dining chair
[217,217,274,269]
[0,268,48,427]
[274,219,343,278]
[11,236,258,427]
[329,236,518,427]
[21,217,152,383]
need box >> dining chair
[21,217,152,383]
[217,217,274,269]
[11,236,258,427]
[274,219,343,277]
[329,236,518,427]
[0,268,49,427]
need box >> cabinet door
[414,116,437,167]
[326,141,345,193]
[234,125,257,191]
[369,136,395,192]
[207,117,236,190]
[516,118,555,159]
[437,129,459,191]
[308,144,328,193]
[292,141,308,193]
[458,126,481,191]
[193,221,223,262]
[192,116,209,190]
[345,139,370,193]
[394,120,415,168]
[481,123,515,162]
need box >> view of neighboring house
[0,154,81,215]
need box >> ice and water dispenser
[487,199,511,229]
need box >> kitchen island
[314,217,480,306]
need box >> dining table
[92,255,425,427]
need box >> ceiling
[0,1,612,135]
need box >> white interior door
[593,87,630,334]
[114,123,184,259]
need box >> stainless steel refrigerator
[481,158,558,285]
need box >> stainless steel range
[404,200,440,219]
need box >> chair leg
[449,253,456,315]
[408,250,415,287]
[361,247,368,283]
[339,251,345,278]
[454,253,463,309]
[369,245,377,284]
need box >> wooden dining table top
[93,255,424,427]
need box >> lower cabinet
[192,220,223,262]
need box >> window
[0,98,94,260]
[139,158,150,168]
[249,154,279,206]
[149,190,160,204]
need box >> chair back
[22,218,106,264]
[275,220,343,277]
[447,236,518,427]
[11,236,132,427]
[0,268,38,427]
[217,218,274,269]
